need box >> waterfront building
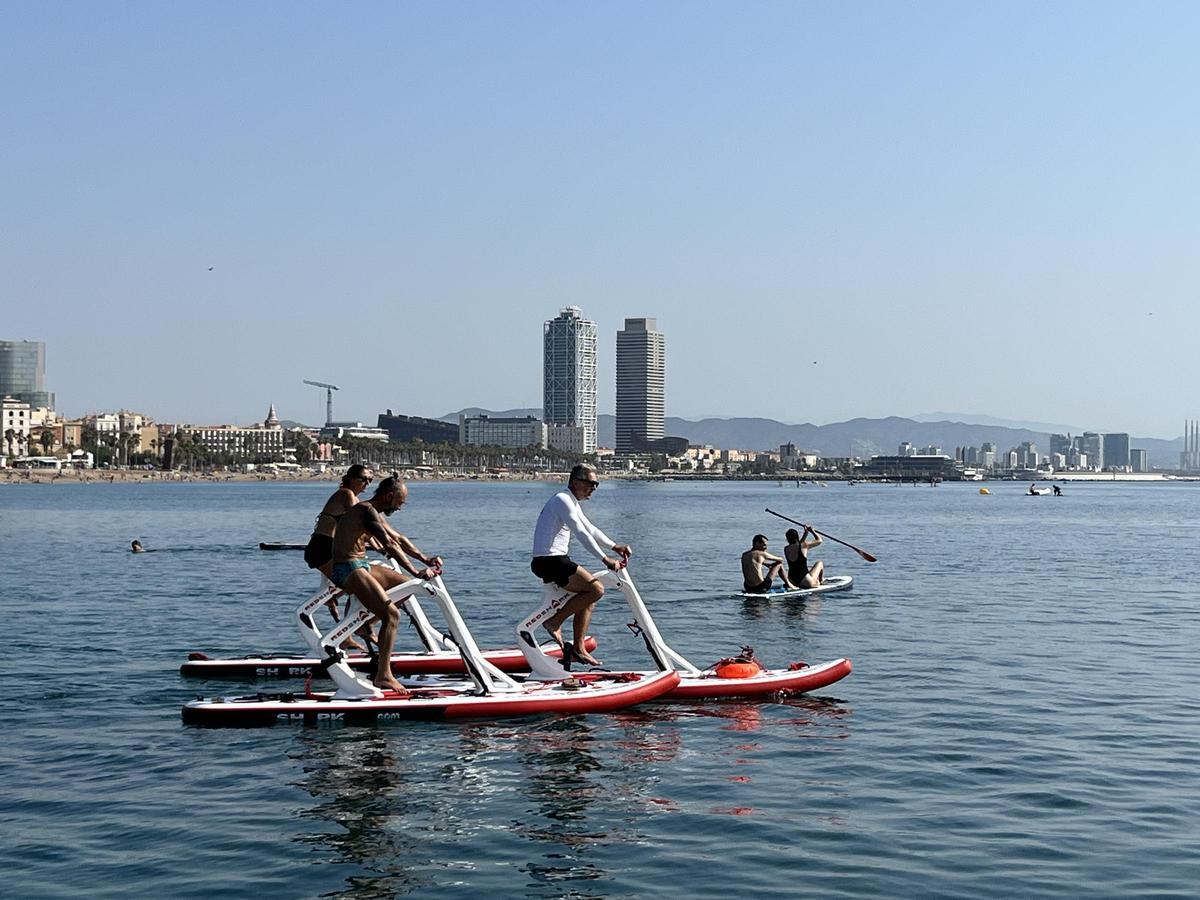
[377,410,459,444]
[2,395,32,458]
[980,442,997,470]
[543,306,597,454]
[1102,433,1131,470]
[318,422,389,442]
[861,453,958,480]
[0,340,54,409]
[1131,448,1148,473]
[1080,433,1104,472]
[615,317,665,455]
[899,441,915,456]
[547,423,586,454]
[460,414,547,449]
[1050,433,1071,460]
[190,406,288,458]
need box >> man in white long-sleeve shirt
[530,463,631,666]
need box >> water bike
[516,566,851,701]
[732,574,854,600]
[182,571,679,727]
[181,562,596,679]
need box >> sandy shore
[0,468,560,485]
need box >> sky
[3,2,1197,439]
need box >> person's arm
[389,527,443,570]
[803,529,822,550]
[363,508,433,578]
[561,496,622,567]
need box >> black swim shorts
[744,578,773,595]
[531,555,580,588]
[304,533,333,570]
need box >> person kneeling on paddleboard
[331,476,439,693]
[530,464,631,666]
[784,527,825,588]
[741,534,798,594]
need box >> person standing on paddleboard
[784,527,825,588]
[331,476,440,693]
[531,463,631,666]
[741,534,798,594]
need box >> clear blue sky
[3,2,1197,438]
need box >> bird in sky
[208,266,214,271]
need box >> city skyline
[5,5,1199,438]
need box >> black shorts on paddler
[531,554,580,588]
[304,533,333,570]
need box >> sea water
[1,479,1197,898]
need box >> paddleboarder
[784,527,825,588]
[530,463,631,666]
[741,534,797,594]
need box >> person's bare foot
[373,676,408,694]
[544,624,565,649]
[572,647,603,667]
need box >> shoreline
[3,468,1194,486]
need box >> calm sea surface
[1,479,1197,898]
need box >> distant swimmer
[131,540,144,553]
[1029,483,1038,495]
[1052,485,1062,496]
[741,534,797,594]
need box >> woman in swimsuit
[783,527,825,589]
[304,463,374,579]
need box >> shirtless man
[331,476,441,692]
[741,534,797,594]
[530,464,631,666]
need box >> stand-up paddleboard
[183,573,679,727]
[180,638,599,679]
[518,567,852,702]
[734,575,853,599]
[259,542,307,550]
[1026,488,1052,496]
[182,669,679,726]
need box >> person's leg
[342,568,405,692]
[769,561,796,590]
[809,560,825,585]
[543,568,604,665]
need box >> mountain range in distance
[442,409,1184,465]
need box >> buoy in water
[979,487,990,495]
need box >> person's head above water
[131,540,144,553]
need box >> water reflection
[739,595,824,626]
[290,730,428,898]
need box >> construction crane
[303,379,340,426]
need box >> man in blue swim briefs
[530,463,631,666]
[331,475,440,693]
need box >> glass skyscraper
[543,307,597,454]
[0,340,54,409]
[615,317,665,455]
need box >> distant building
[376,410,458,444]
[861,454,958,480]
[2,395,32,457]
[318,422,389,442]
[460,414,547,449]
[1080,433,1104,472]
[1050,433,1072,460]
[0,340,54,409]
[1130,448,1148,472]
[547,423,586,454]
[543,306,597,454]
[1103,433,1131,470]
[615,317,665,455]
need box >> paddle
[765,508,878,563]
